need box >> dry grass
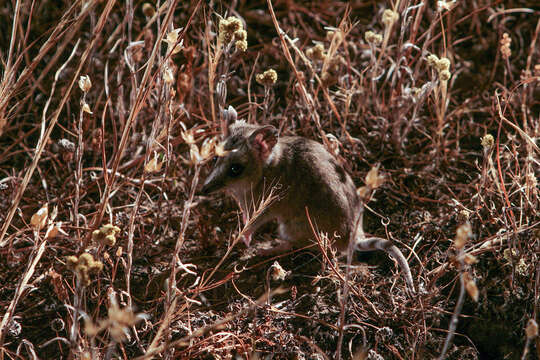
[0,0,539,359]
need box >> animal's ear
[248,125,278,160]
[222,106,238,137]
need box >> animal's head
[200,122,278,196]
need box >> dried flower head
[31,204,49,230]
[219,16,243,44]
[516,257,530,276]
[92,224,121,247]
[214,141,229,157]
[200,137,217,160]
[164,28,183,55]
[326,30,335,41]
[481,134,494,150]
[525,319,538,339]
[163,65,175,84]
[439,69,451,81]
[270,261,289,281]
[500,33,511,59]
[427,54,440,67]
[66,253,103,286]
[144,152,164,174]
[463,272,479,302]
[437,0,457,12]
[233,28,248,52]
[82,102,93,114]
[235,39,247,52]
[457,209,471,223]
[382,9,399,27]
[256,69,278,86]
[234,29,247,41]
[534,64,540,77]
[427,55,452,80]
[78,75,92,92]
[181,128,196,145]
[142,3,154,17]
[364,30,383,45]
[437,57,451,71]
[85,296,148,343]
[306,44,326,61]
[365,166,385,190]
[454,222,472,249]
[186,144,201,165]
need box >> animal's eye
[228,163,244,178]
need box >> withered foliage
[0,0,539,359]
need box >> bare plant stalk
[162,164,201,359]
[0,0,117,248]
[74,90,87,248]
[201,188,279,288]
[438,247,466,360]
[0,0,95,137]
[135,289,283,360]
[0,239,47,348]
[336,207,363,360]
[91,0,179,236]
[266,0,321,131]
[68,280,85,356]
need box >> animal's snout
[199,173,223,196]
[199,181,212,196]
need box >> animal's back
[266,136,359,249]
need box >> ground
[0,0,539,359]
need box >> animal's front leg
[241,213,252,246]
[240,207,274,247]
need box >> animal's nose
[199,182,211,196]
[199,176,220,196]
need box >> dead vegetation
[0,0,539,359]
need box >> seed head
[219,16,243,44]
[454,222,472,249]
[142,3,154,17]
[78,75,92,92]
[382,9,399,27]
[235,40,247,52]
[500,33,511,59]
[364,31,383,45]
[66,253,103,286]
[439,69,451,81]
[464,272,479,302]
[31,204,49,230]
[534,64,540,77]
[525,319,538,339]
[164,28,183,55]
[256,69,278,86]
[92,224,121,247]
[306,44,326,61]
[437,57,451,71]
[481,134,494,150]
[427,54,439,67]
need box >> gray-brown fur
[201,122,415,292]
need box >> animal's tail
[355,236,415,294]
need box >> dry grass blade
[0,0,116,247]
[0,240,47,347]
[0,0,538,358]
